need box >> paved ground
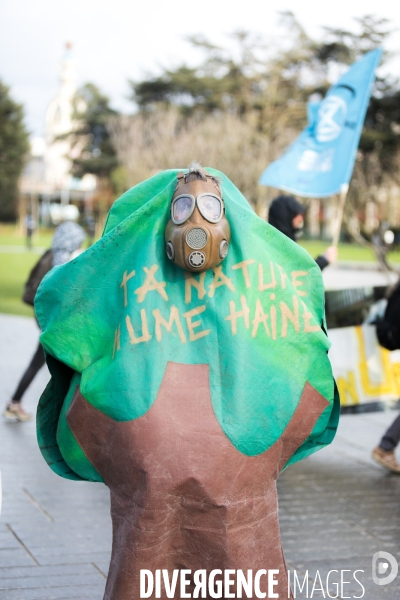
[1,314,400,599]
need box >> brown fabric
[66,363,328,599]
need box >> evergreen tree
[0,80,29,221]
[69,83,119,180]
[130,31,269,117]
[120,14,400,229]
[130,14,399,165]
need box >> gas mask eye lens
[197,194,223,223]
[172,195,195,224]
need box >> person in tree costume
[35,164,339,599]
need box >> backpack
[22,249,54,306]
[376,281,400,351]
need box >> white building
[20,44,96,222]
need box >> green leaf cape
[35,168,339,482]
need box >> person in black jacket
[372,418,400,473]
[268,195,337,270]
[372,281,400,472]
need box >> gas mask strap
[174,170,221,198]
[174,172,186,193]
[205,174,222,196]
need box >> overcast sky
[1,0,399,138]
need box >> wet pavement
[1,314,400,599]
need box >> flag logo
[316,95,347,142]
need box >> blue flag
[259,49,382,197]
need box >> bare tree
[109,107,299,216]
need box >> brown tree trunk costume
[67,362,328,599]
[35,167,338,599]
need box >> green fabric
[35,168,339,481]
[36,354,82,480]
[56,371,103,482]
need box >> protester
[372,419,400,473]
[268,194,337,270]
[51,220,86,267]
[372,280,400,472]
[25,214,36,249]
[84,214,96,246]
[3,219,85,422]
[34,165,339,598]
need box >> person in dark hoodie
[268,194,337,270]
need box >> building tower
[43,43,78,198]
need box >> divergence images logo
[372,551,398,586]
[316,95,347,143]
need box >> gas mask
[165,172,231,272]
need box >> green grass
[0,224,53,248]
[0,224,89,317]
[0,252,37,317]
[0,225,52,317]
[1,223,400,317]
[299,239,400,263]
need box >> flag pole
[331,183,349,247]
